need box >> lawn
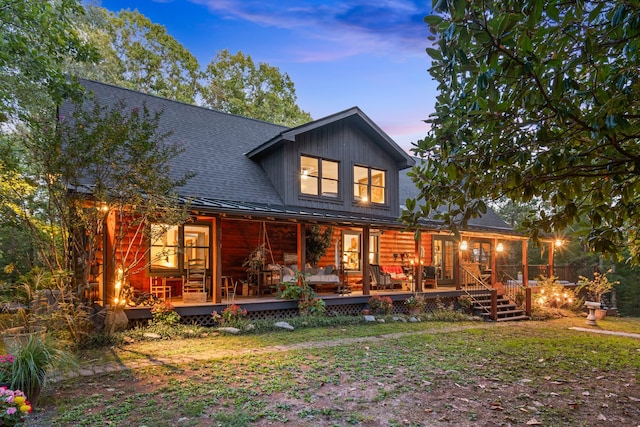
[29,316,640,426]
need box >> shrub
[368,295,393,315]
[298,296,326,317]
[534,276,576,309]
[212,304,249,329]
[150,300,180,326]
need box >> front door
[433,237,455,286]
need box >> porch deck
[124,287,464,326]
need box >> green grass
[34,316,640,426]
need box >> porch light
[496,242,504,252]
[361,195,368,203]
[460,240,468,251]
[555,239,564,247]
[301,169,309,179]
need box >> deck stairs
[468,290,530,322]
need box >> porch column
[104,210,115,305]
[491,238,498,287]
[415,230,422,292]
[362,226,370,295]
[521,240,528,287]
[298,224,306,271]
[213,216,222,304]
[548,241,555,279]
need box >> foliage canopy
[404,0,640,262]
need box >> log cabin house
[64,79,551,325]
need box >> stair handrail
[459,264,493,316]
[500,271,527,309]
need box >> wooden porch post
[490,288,498,321]
[491,238,498,287]
[415,230,422,292]
[548,241,555,279]
[298,224,306,271]
[362,226,370,295]
[104,210,115,306]
[521,240,528,286]
[525,287,532,317]
[213,216,222,304]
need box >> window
[183,224,210,269]
[433,237,455,284]
[369,234,380,265]
[342,231,361,271]
[300,155,339,198]
[150,223,211,273]
[354,165,385,204]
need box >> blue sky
[99,0,437,151]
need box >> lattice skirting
[128,295,462,328]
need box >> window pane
[322,178,338,197]
[150,224,179,270]
[353,166,368,201]
[184,224,210,268]
[371,169,385,203]
[322,160,338,180]
[301,156,319,195]
[369,235,379,264]
[343,232,361,271]
[321,159,339,197]
[301,176,319,195]
[301,156,319,177]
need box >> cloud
[191,0,431,62]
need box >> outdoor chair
[183,258,206,294]
[368,264,392,290]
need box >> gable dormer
[246,107,414,218]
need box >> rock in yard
[143,332,162,340]
[363,315,376,322]
[274,321,294,330]
[218,327,241,334]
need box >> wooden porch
[123,287,465,326]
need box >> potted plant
[576,271,619,319]
[9,334,76,407]
[305,225,333,267]
[243,243,270,271]
[404,295,424,315]
[368,295,393,315]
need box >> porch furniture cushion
[380,265,408,281]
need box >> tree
[404,1,640,262]
[15,99,192,298]
[202,49,313,126]
[72,7,201,104]
[0,0,96,121]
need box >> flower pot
[408,308,421,316]
[2,326,46,354]
[595,308,607,320]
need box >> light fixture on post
[496,242,504,253]
[460,240,468,251]
[555,239,564,247]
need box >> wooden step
[496,315,530,322]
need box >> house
[63,79,544,324]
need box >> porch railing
[500,271,526,310]
[459,264,493,318]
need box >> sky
[99,0,438,152]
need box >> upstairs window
[300,155,339,198]
[354,165,386,204]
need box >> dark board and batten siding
[257,120,400,218]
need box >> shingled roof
[65,79,513,234]
[398,158,513,232]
